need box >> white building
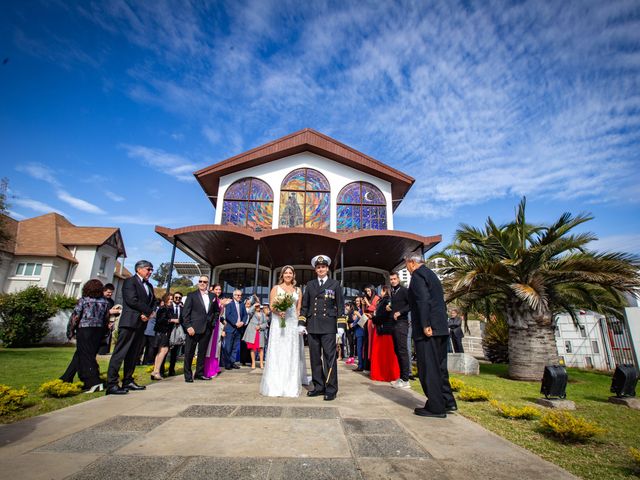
[0,213,130,300]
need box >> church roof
[194,128,415,211]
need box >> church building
[156,129,441,301]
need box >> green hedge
[0,286,60,347]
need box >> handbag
[169,324,186,346]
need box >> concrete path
[0,359,578,480]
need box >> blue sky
[1,0,639,281]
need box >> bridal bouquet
[272,293,295,328]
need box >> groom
[299,254,346,401]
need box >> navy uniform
[299,255,346,399]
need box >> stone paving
[0,359,578,479]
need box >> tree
[0,178,12,247]
[432,198,640,380]
[151,262,173,288]
[171,276,193,288]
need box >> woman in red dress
[369,285,400,382]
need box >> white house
[0,213,130,300]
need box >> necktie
[319,279,324,287]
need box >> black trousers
[183,328,212,380]
[107,324,146,388]
[60,327,104,386]
[142,335,157,364]
[451,334,464,353]
[392,319,411,381]
[307,332,338,396]
[415,335,455,414]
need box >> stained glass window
[337,182,387,232]
[221,178,273,230]
[279,168,330,229]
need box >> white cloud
[111,214,167,225]
[120,144,200,182]
[105,191,125,202]
[6,210,26,220]
[590,234,640,255]
[57,190,106,215]
[16,163,60,187]
[13,197,67,216]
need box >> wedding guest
[223,289,247,369]
[150,293,180,380]
[405,254,456,418]
[240,298,254,366]
[389,271,412,388]
[106,260,156,395]
[362,285,380,372]
[182,275,220,382]
[97,283,120,355]
[351,296,367,372]
[370,285,400,382]
[202,283,230,378]
[343,303,356,364]
[242,298,268,369]
[261,304,272,352]
[160,292,183,377]
[61,279,110,392]
[141,299,159,365]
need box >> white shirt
[317,276,328,286]
[137,274,150,296]
[235,300,241,319]
[200,291,210,313]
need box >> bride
[260,265,308,397]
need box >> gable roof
[194,128,415,211]
[2,213,126,263]
[114,260,132,279]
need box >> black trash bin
[540,364,567,399]
[610,364,638,398]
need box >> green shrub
[458,386,491,402]
[630,447,640,470]
[0,384,28,415]
[490,400,541,419]
[482,314,509,364]
[49,293,78,310]
[539,411,605,442]
[39,379,83,398]
[449,377,465,392]
[0,286,58,346]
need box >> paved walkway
[0,359,577,480]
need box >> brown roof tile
[114,260,132,279]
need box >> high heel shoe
[86,383,104,393]
[150,372,162,381]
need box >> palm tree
[432,198,640,380]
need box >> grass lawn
[412,363,640,480]
[0,346,183,424]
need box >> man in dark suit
[448,308,465,353]
[299,255,346,401]
[389,271,412,389]
[182,275,220,382]
[223,289,247,369]
[106,260,156,395]
[405,254,456,417]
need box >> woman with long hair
[351,296,368,372]
[370,285,400,382]
[203,283,230,378]
[150,293,179,380]
[61,279,110,392]
[362,285,380,372]
[260,265,308,397]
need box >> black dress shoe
[354,368,364,372]
[185,377,194,383]
[195,375,212,381]
[323,394,336,401]
[232,364,240,369]
[307,390,324,397]
[414,407,446,418]
[225,367,234,370]
[123,382,146,391]
[105,386,128,395]
[446,405,458,412]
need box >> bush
[482,314,509,364]
[49,293,78,310]
[458,386,491,402]
[490,400,541,419]
[539,411,605,442]
[0,286,58,346]
[630,447,640,469]
[39,379,83,398]
[449,377,465,392]
[0,384,28,416]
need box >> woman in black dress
[151,293,179,380]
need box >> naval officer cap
[311,254,331,267]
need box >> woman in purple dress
[203,283,229,377]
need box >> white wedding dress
[260,286,308,397]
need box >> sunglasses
[198,280,209,284]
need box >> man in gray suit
[106,260,156,395]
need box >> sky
[1,0,639,283]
